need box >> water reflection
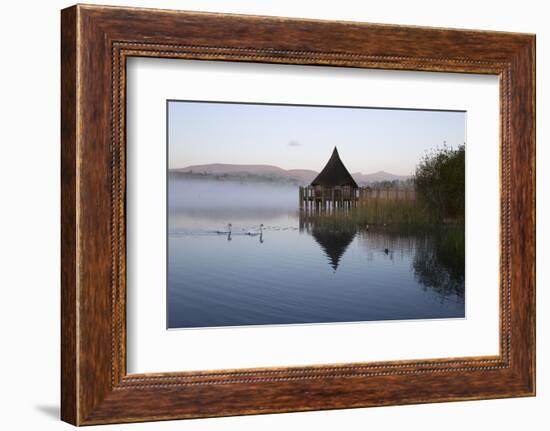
[412,227,465,299]
[299,212,464,299]
[300,216,357,271]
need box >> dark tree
[415,145,465,222]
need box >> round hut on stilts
[299,147,359,212]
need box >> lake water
[168,176,465,328]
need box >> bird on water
[245,224,264,236]
[216,223,232,234]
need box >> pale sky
[168,101,465,176]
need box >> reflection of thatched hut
[300,147,359,211]
[299,212,357,270]
[310,228,356,271]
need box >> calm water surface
[168,177,465,328]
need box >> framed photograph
[61,4,535,425]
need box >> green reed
[303,199,455,228]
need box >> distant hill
[176,163,287,176]
[352,171,412,184]
[170,164,410,186]
[171,164,318,185]
[285,169,319,184]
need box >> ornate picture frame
[61,4,535,425]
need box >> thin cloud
[288,140,302,147]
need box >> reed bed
[304,199,442,228]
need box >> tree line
[414,144,465,223]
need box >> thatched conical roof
[311,147,358,188]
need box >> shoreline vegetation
[415,144,465,224]
[302,203,439,228]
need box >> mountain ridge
[171,163,411,185]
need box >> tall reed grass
[304,199,444,227]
